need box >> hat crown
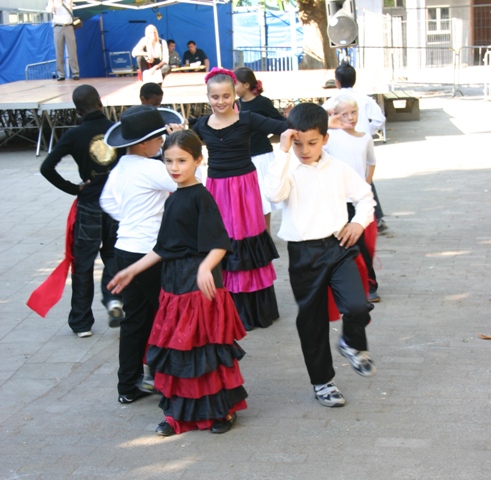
[121,105,166,141]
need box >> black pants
[371,182,384,221]
[135,56,171,79]
[347,203,377,290]
[288,237,371,385]
[116,249,161,395]
[68,201,120,333]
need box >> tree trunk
[297,0,339,69]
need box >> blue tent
[0,3,232,84]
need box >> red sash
[27,199,77,318]
[328,217,377,321]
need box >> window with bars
[427,6,450,33]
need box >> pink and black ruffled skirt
[207,170,280,330]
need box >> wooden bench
[384,90,420,121]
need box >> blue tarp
[0,3,232,85]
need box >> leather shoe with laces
[210,412,237,434]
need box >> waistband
[288,235,335,246]
[54,24,72,27]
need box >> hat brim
[104,108,185,148]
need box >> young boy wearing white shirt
[325,93,380,303]
[264,103,376,408]
[100,105,179,404]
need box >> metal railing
[233,46,303,72]
[25,60,57,80]
[484,51,491,100]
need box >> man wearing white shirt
[46,0,80,80]
[265,103,376,410]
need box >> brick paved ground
[1,93,491,479]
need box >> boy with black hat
[100,105,183,403]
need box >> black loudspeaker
[326,0,358,48]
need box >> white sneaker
[338,336,376,377]
[77,331,93,338]
[107,300,124,328]
[314,381,345,407]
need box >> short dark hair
[72,84,101,113]
[287,103,328,136]
[139,82,163,100]
[163,130,202,160]
[187,40,196,46]
[335,62,356,88]
[167,39,175,46]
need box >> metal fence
[233,46,303,72]
[25,60,57,80]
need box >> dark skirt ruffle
[223,230,279,272]
[159,386,248,423]
[231,285,280,331]
[155,361,244,398]
[160,256,223,294]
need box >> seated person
[132,25,170,80]
[140,83,163,107]
[167,39,181,68]
[182,40,210,72]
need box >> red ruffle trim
[165,400,248,434]
[154,361,244,398]
[148,288,246,350]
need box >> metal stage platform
[0,69,388,156]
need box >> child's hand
[107,269,134,295]
[78,179,90,192]
[283,103,294,118]
[327,111,350,130]
[165,123,185,134]
[197,266,216,301]
[279,129,298,153]
[338,222,364,248]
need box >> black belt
[54,24,72,27]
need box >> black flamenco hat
[104,105,184,148]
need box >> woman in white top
[132,25,170,81]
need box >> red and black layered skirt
[146,256,248,434]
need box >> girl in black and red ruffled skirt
[108,130,247,436]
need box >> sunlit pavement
[1,91,491,479]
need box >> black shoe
[118,390,151,404]
[155,420,175,437]
[73,75,80,80]
[57,77,65,81]
[210,412,237,434]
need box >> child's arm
[264,129,296,203]
[366,164,375,185]
[365,136,376,184]
[108,250,162,294]
[197,248,227,301]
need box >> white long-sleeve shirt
[46,0,73,25]
[264,150,375,242]
[100,155,176,254]
[325,129,376,181]
[323,87,386,136]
